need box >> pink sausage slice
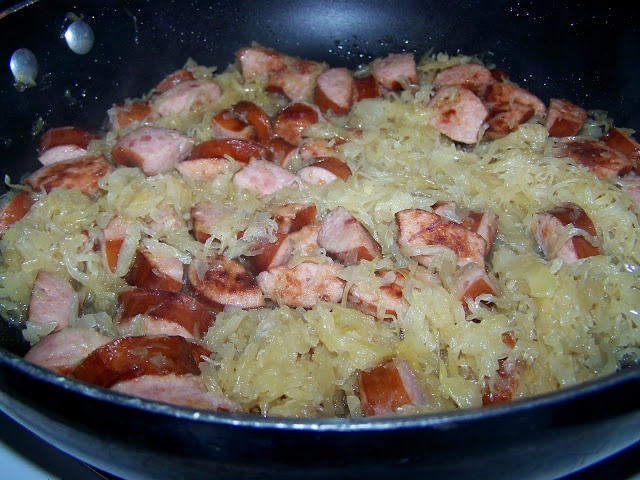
[27,271,77,331]
[359,359,424,416]
[25,154,112,197]
[371,52,417,91]
[427,85,489,144]
[433,63,497,96]
[111,126,194,176]
[313,67,355,116]
[544,98,588,137]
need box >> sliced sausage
[70,334,211,388]
[118,288,214,339]
[232,158,297,196]
[371,52,417,91]
[108,101,153,131]
[268,137,298,168]
[532,203,600,263]
[232,100,274,144]
[24,326,113,375]
[297,157,352,187]
[256,260,346,309]
[125,247,184,293]
[154,68,195,93]
[273,102,324,145]
[235,45,287,81]
[555,138,634,179]
[267,58,328,101]
[187,255,266,310]
[152,80,222,117]
[433,63,497,96]
[313,67,355,116]
[38,144,91,166]
[359,358,424,416]
[427,85,489,144]
[317,206,382,265]
[271,203,317,233]
[395,208,487,268]
[484,102,534,140]
[210,107,256,140]
[482,357,519,405]
[483,81,547,116]
[101,215,130,273]
[190,202,233,243]
[27,270,78,331]
[353,75,382,101]
[459,209,499,256]
[38,126,100,153]
[246,224,320,273]
[176,158,231,181]
[544,98,588,137]
[0,190,33,238]
[347,269,408,320]
[454,263,501,312]
[602,128,640,171]
[111,373,240,411]
[189,138,273,164]
[111,126,194,176]
[25,154,112,197]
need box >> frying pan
[0,1,639,479]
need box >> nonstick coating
[0,1,639,479]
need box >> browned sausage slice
[232,159,297,196]
[25,154,113,197]
[190,202,233,243]
[273,102,324,145]
[317,206,382,265]
[297,157,352,187]
[154,68,195,93]
[267,59,328,101]
[347,269,407,320]
[27,270,78,331]
[353,75,382,101]
[256,261,346,309]
[187,255,266,310]
[483,82,547,116]
[176,158,231,181]
[70,335,211,388]
[0,190,33,238]
[235,46,287,81]
[313,67,355,115]
[111,126,194,176]
[24,327,113,375]
[371,52,417,91]
[118,288,214,339]
[108,101,153,131]
[359,359,424,416]
[38,126,100,153]
[152,80,222,116]
[532,203,600,263]
[111,373,240,411]
[38,145,91,166]
[395,208,487,268]
[210,108,256,140]
[433,63,497,96]
[454,263,501,313]
[268,137,298,168]
[602,128,640,171]
[484,102,534,140]
[189,138,273,164]
[232,100,274,144]
[427,85,489,144]
[555,138,634,179]
[271,203,317,233]
[125,247,184,293]
[544,98,588,137]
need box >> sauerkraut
[1,47,638,418]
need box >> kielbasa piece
[232,100,274,144]
[483,357,519,405]
[118,288,214,339]
[111,126,194,176]
[38,145,91,166]
[101,215,130,273]
[27,270,77,331]
[211,108,256,140]
[359,359,425,417]
[267,59,328,101]
[544,98,588,137]
[154,68,195,93]
[24,327,113,375]
[484,102,535,140]
[111,373,240,411]
[190,202,233,243]
[460,209,499,256]
[483,82,547,116]
[454,263,501,313]
[555,138,634,179]
[273,102,323,145]
[371,52,417,91]
[395,208,487,268]
[232,158,297,197]
[347,269,408,320]
[433,63,497,96]
[176,158,231,181]
[297,157,352,187]
[271,203,317,233]
[0,191,33,238]
[313,67,355,116]
[353,75,382,101]
[70,335,211,388]
[602,128,640,171]
[25,154,112,197]
[427,85,489,144]
[532,203,600,263]
[256,260,346,309]
[152,80,222,117]
[247,224,321,274]
[268,137,297,168]
[187,255,266,310]
[235,46,287,81]
[125,247,184,293]
[317,206,382,265]
[109,102,153,131]
[618,174,640,212]
[38,126,100,153]
[189,138,273,164]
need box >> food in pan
[0,45,638,417]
